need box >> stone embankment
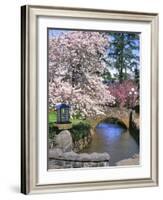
[48,130,110,169]
[49,148,110,169]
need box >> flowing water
[81,122,139,166]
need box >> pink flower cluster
[48,31,109,82]
[49,76,115,118]
[108,80,139,108]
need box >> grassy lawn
[49,111,86,125]
[49,111,57,123]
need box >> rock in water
[116,154,139,166]
[55,130,73,152]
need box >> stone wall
[91,107,130,129]
[48,148,110,169]
[48,130,110,169]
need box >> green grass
[49,111,57,123]
[48,111,87,125]
[70,118,85,125]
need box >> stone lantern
[55,103,70,124]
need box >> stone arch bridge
[92,108,130,129]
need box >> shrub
[70,121,91,141]
[48,123,60,139]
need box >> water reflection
[97,123,123,141]
[81,122,139,166]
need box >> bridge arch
[96,117,128,129]
[92,108,130,129]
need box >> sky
[48,29,70,37]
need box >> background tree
[104,32,140,82]
[108,80,139,108]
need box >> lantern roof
[55,103,70,109]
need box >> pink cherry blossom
[108,80,139,108]
[48,31,115,118]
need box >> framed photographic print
[21,5,159,194]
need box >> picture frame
[21,5,159,194]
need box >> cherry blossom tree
[108,80,139,108]
[48,31,115,118]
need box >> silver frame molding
[21,5,159,194]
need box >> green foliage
[105,32,140,82]
[49,111,57,123]
[48,111,91,142]
[70,121,91,141]
[48,123,60,139]
[134,68,139,85]
[102,71,117,83]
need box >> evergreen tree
[105,32,140,82]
